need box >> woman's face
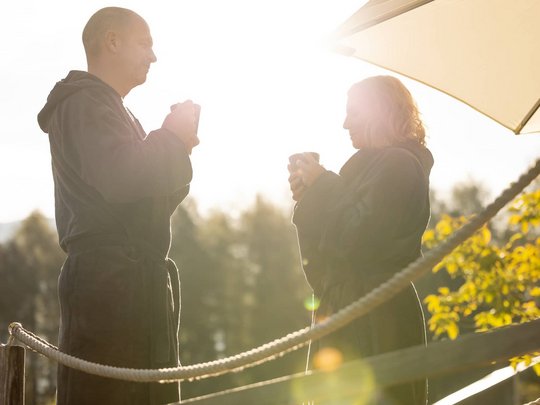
[343,92,374,149]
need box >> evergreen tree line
[0,181,538,403]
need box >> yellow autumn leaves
[422,189,540,340]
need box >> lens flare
[313,347,344,372]
[304,295,321,311]
[315,314,329,323]
[292,350,376,405]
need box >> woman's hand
[287,153,325,201]
[288,171,306,202]
[296,153,325,187]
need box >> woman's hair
[348,75,426,147]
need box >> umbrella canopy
[331,0,540,135]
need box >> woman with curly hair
[289,75,432,404]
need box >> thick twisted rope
[9,157,540,383]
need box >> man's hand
[162,100,200,154]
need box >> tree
[0,211,65,405]
[168,201,231,397]
[233,196,311,384]
[449,181,489,217]
[170,196,312,399]
[429,180,489,228]
[423,189,540,373]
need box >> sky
[1,0,539,223]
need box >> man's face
[116,16,157,90]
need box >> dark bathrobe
[293,141,433,405]
[38,71,192,404]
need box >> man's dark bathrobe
[38,70,192,405]
[293,141,433,405]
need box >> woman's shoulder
[374,147,419,172]
[378,143,433,175]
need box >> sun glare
[125,0,376,214]
[4,0,538,223]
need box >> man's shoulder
[76,85,120,104]
[60,85,122,116]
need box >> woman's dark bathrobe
[293,141,433,404]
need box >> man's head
[82,7,157,96]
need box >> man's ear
[104,30,120,53]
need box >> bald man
[38,7,199,404]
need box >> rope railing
[8,157,540,383]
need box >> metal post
[0,342,25,405]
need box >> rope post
[1,323,26,405]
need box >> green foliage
[1,200,311,402]
[7,186,536,401]
[0,211,65,404]
[168,196,311,398]
[429,181,489,228]
[423,189,540,375]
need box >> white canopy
[331,0,540,134]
